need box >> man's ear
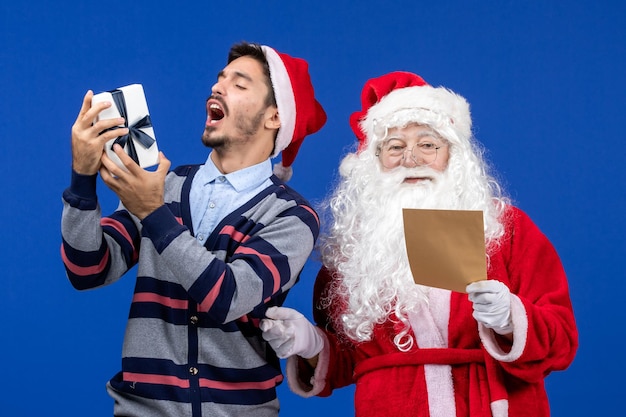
[265,106,281,130]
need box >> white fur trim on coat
[286,328,330,397]
[479,294,527,362]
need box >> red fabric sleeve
[491,207,578,381]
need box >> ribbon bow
[108,89,156,165]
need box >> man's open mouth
[206,98,227,125]
[209,103,224,122]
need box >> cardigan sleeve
[140,183,320,324]
[61,170,142,290]
[62,171,320,325]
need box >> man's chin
[202,131,227,149]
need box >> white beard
[320,152,507,350]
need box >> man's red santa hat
[349,71,472,153]
[261,45,327,181]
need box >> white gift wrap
[92,84,159,169]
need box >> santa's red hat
[261,45,327,181]
[349,71,471,153]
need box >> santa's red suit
[286,206,578,417]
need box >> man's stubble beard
[201,110,266,150]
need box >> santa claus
[260,71,578,417]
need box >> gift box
[92,84,159,169]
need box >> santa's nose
[401,150,420,167]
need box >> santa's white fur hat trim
[360,85,471,152]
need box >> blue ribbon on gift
[107,89,155,165]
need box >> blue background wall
[1,1,623,415]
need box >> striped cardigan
[61,164,320,417]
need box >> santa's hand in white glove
[466,280,513,335]
[260,306,323,359]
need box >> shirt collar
[198,152,273,192]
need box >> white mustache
[382,166,442,184]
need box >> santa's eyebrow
[410,127,445,140]
[416,131,439,139]
[383,130,445,145]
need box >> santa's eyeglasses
[376,136,446,170]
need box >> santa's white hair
[318,85,510,351]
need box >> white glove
[466,280,513,335]
[260,306,323,359]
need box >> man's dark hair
[228,42,277,108]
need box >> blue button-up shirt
[189,153,273,244]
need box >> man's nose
[211,80,224,96]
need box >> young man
[260,71,578,417]
[61,42,326,417]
